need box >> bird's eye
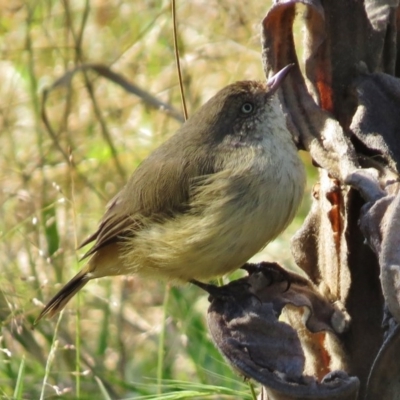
[240,102,254,114]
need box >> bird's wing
[79,140,216,260]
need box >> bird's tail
[35,269,90,324]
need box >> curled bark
[205,1,400,398]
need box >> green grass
[0,1,314,398]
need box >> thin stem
[39,314,63,400]
[63,0,126,180]
[171,0,188,121]
[69,148,81,398]
[75,293,81,398]
[25,2,44,297]
[157,284,170,395]
[248,381,258,400]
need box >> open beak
[266,64,294,94]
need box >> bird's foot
[190,279,242,300]
[241,262,291,291]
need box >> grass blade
[13,355,26,400]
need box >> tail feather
[35,270,90,324]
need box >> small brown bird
[36,65,305,322]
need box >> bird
[36,64,305,322]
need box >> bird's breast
[118,145,305,282]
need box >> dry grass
[0,1,313,398]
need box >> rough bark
[206,1,400,399]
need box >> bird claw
[241,262,291,292]
[190,279,249,301]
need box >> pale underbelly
[118,193,294,282]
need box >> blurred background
[0,1,314,398]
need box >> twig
[171,0,188,121]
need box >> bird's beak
[266,64,295,94]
